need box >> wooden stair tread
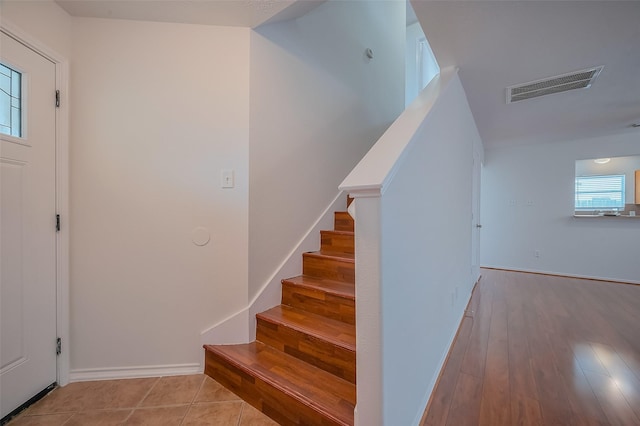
[303,251,354,284]
[204,342,355,424]
[305,251,355,262]
[257,305,355,351]
[281,275,356,326]
[282,275,355,300]
[321,230,354,236]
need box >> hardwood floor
[421,268,640,426]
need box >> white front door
[0,31,58,419]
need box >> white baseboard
[482,265,640,285]
[69,363,202,383]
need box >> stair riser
[257,319,356,384]
[303,255,355,283]
[204,352,350,426]
[334,212,354,232]
[320,231,354,254]
[282,283,355,325]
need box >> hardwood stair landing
[204,342,355,426]
[204,203,356,425]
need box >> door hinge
[56,337,62,356]
[55,90,60,108]
[56,214,60,232]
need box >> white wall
[575,155,640,205]
[248,0,406,302]
[70,18,250,375]
[482,132,640,283]
[0,0,72,59]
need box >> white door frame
[1,21,70,387]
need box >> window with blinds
[575,175,625,210]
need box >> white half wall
[248,0,406,302]
[70,18,250,375]
[342,69,483,425]
[379,73,480,425]
[481,132,640,283]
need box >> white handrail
[340,67,457,198]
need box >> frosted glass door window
[0,63,22,137]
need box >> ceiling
[55,0,640,149]
[55,0,325,28]
[413,0,640,148]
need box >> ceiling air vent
[506,66,603,103]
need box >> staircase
[204,199,356,425]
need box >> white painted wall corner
[200,191,348,345]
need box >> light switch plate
[221,169,234,188]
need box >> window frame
[0,61,23,138]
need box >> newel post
[346,189,384,426]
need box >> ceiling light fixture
[594,158,611,164]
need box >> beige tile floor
[7,374,278,426]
